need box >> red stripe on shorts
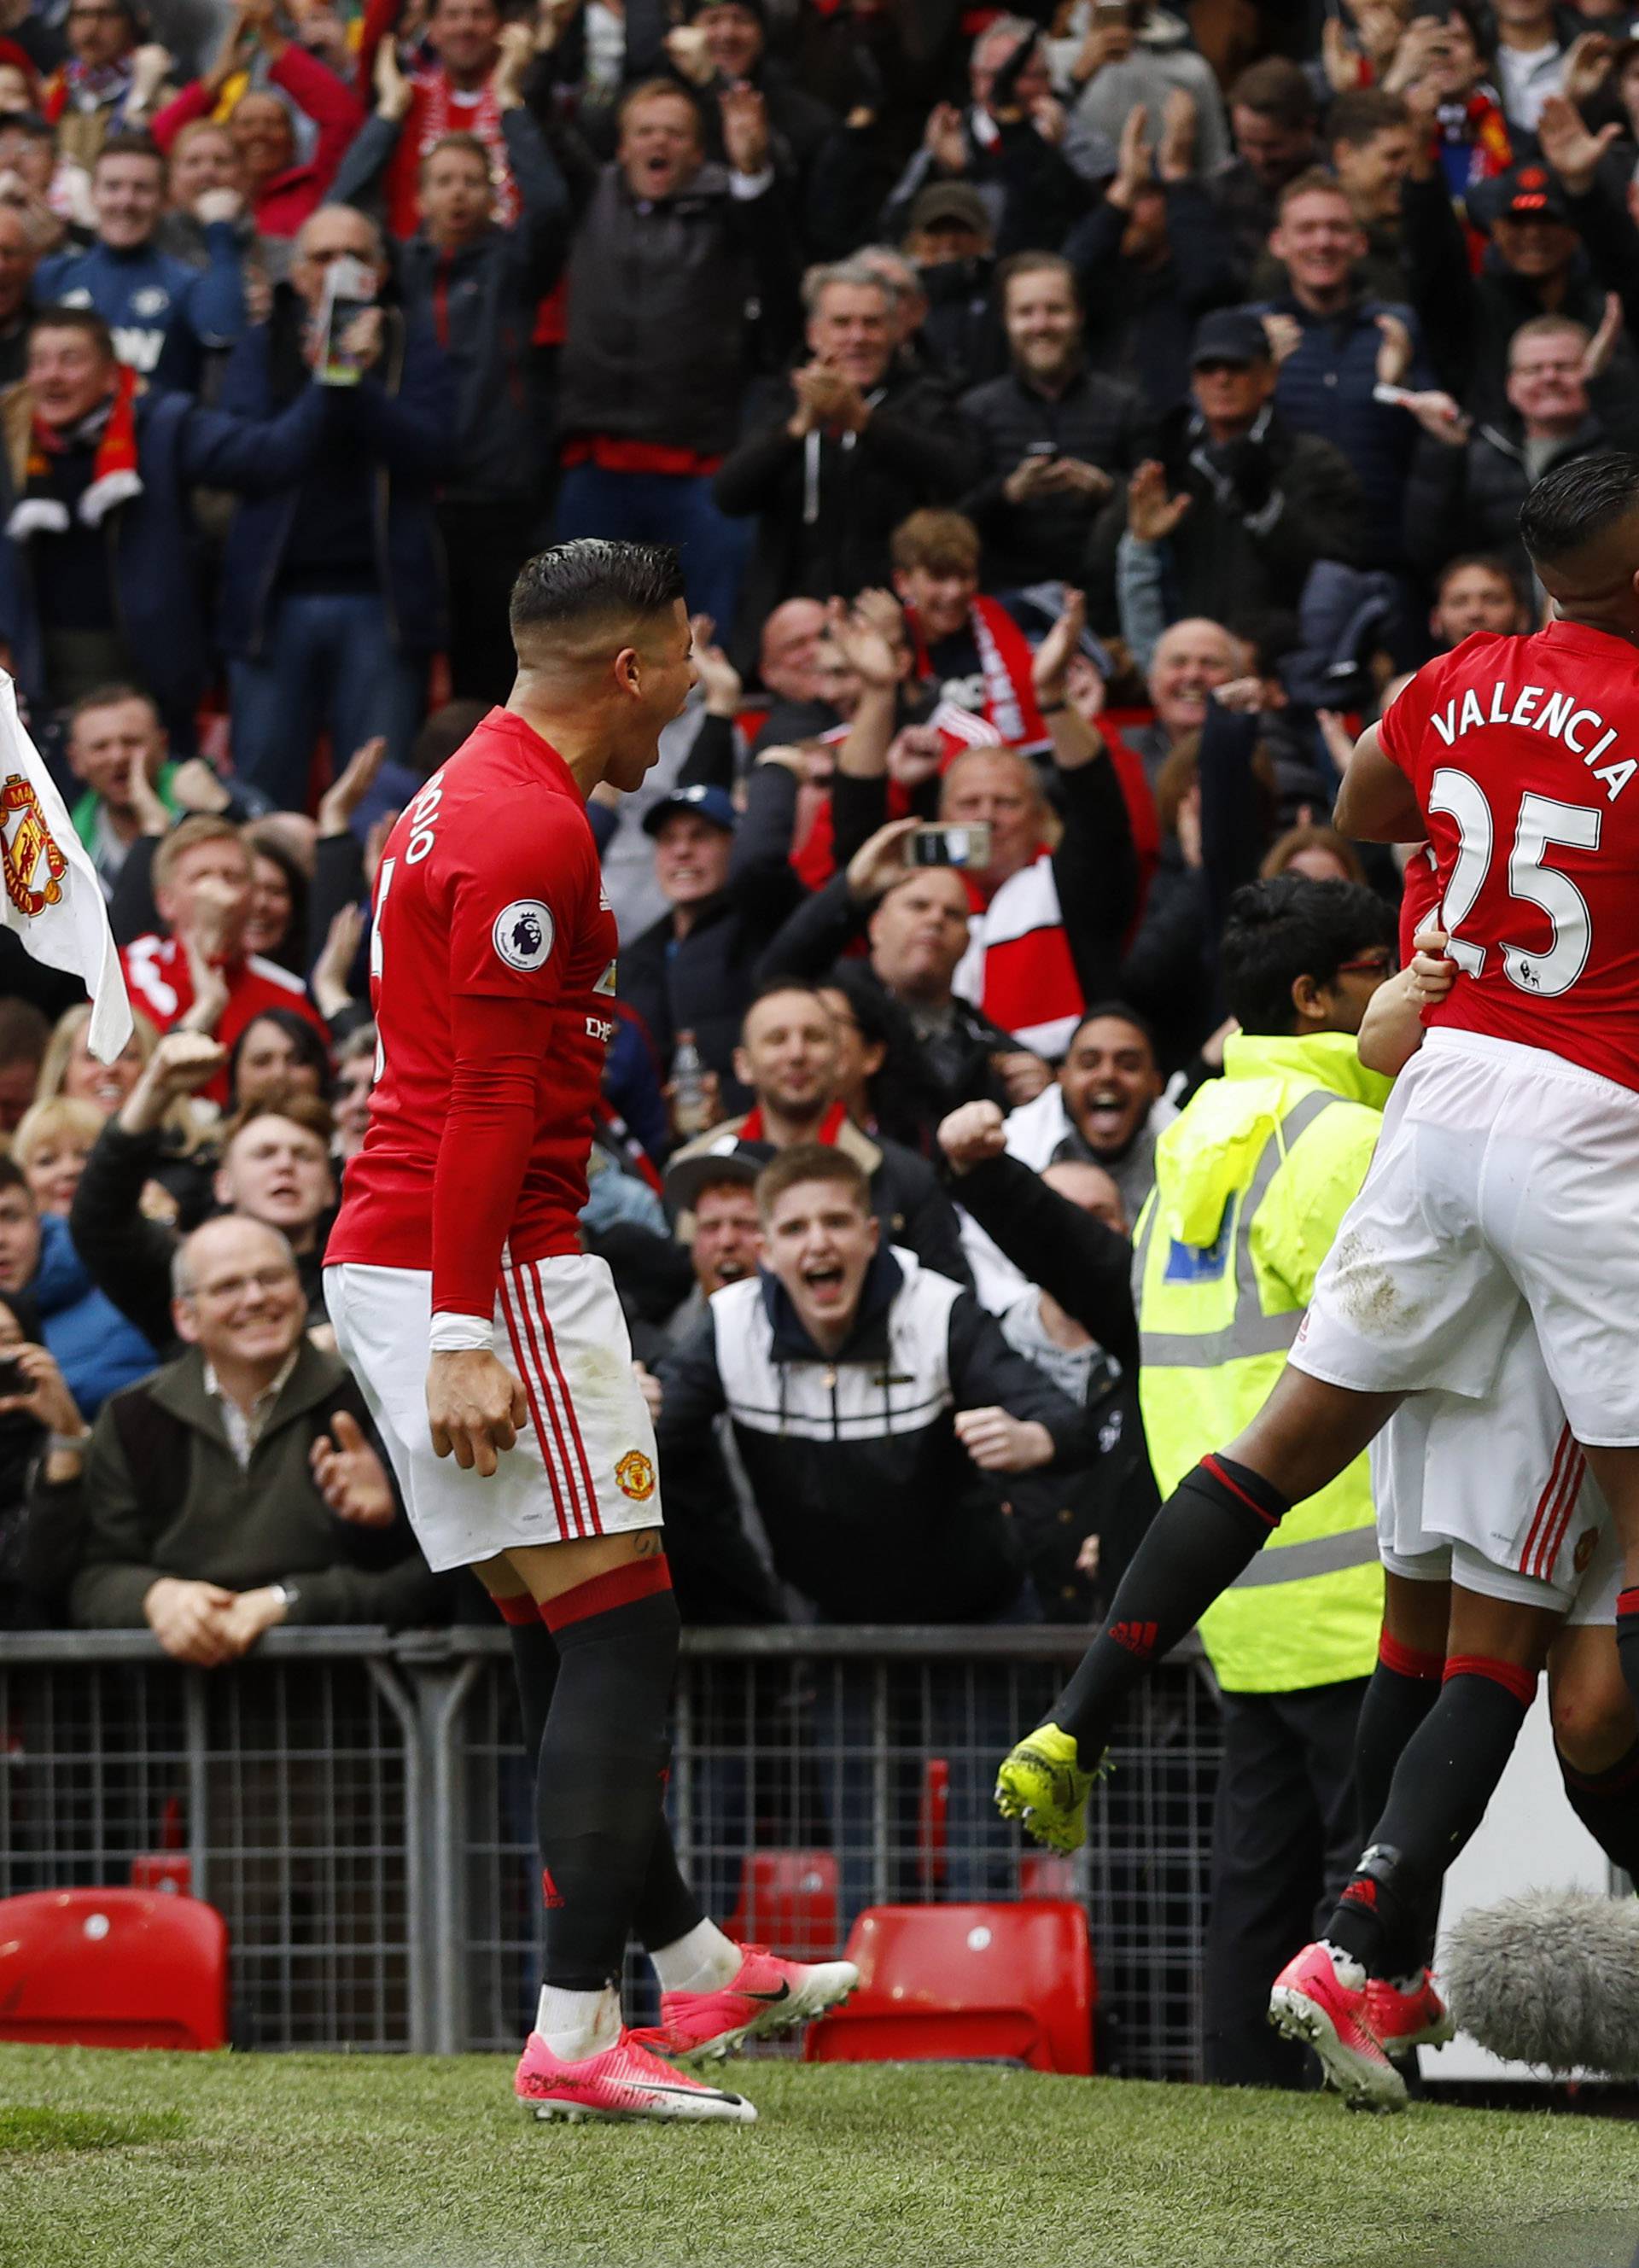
[532,1262,605,1538]
[1520,1425,1575,1578]
[499,1268,582,1541]
[1532,1446,1584,1580]
[518,1262,598,1537]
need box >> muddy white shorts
[1293,1027,1639,1446]
[324,1251,662,1573]
[1371,1304,1621,1624]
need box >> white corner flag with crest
[0,673,131,1062]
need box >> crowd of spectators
[0,0,1619,1955]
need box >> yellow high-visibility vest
[1134,1031,1391,1693]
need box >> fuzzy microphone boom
[1443,1890,1639,2077]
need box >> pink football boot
[650,1944,859,2067]
[514,2026,757,2124]
[1269,1941,1409,2110]
[1366,1968,1455,2060]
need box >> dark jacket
[214,293,456,660]
[668,1109,973,1290]
[656,1245,1093,1621]
[70,1117,331,1355]
[558,159,797,458]
[881,110,1094,260]
[959,361,1151,588]
[1246,288,1429,569]
[67,1338,440,1630]
[335,104,569,503]
[715,364,977,657]
[1064,177,1241,411]
[618,761,809,1112]
[0,376,328,746]
[919,256,1009,396]
[753,869,1034,1143]
[1091,401,1365,624]
[1402,167,1639,446]
[954,1148,1157,1620]
[1403,412,1614,583]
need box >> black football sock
[1557,1737,1639,1877]
[496,1590,558,1764]
[536,1558,681,1990]
[1354,1631,1445,1840]
[1618,1589,1639,1730]
[1048,1456,1290,1755]
[1323,1655,1537,1976]
[495,1588,706,1956]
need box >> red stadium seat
[725,1850,842,1961]
[803,1901,1095,2073]
[0,1888,229,2050]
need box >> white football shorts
[1371,1303,1621,1624]
[325,1251,662,1572]
[1293,1027,1639,1445]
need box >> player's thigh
[1380,1567,1451,1659]
[503,1528,668,1606]
[1547,1622,1636,1775]
[1225,1367,1403,1507]
[1445,1578,1560,1675]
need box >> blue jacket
[36,231,246,393]
[1249,291,1430,570]
[214,296,456,660]
[32,1212,157,1420]
[0,376,330,745]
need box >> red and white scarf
[9,366,143,542]
[954,853,1082,1059]
[411,66,518,226]
[908,596,1050,754]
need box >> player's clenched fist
[427,1349,529,1477]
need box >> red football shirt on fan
[1378,618,1639,1091]
[326,708,618,1320]
[120,934,329,1107]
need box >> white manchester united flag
[0,672,131,1062]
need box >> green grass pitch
[2,2044,1637,2268]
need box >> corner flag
[0,673,131,1062]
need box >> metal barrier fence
[0,1628,1222,2077]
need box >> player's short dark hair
[1519,452,1639,568]
[1220,877,1396,1036]
[508,540,685,655]
[95,130,163,172]
[69,680,159,727]
[0,1154,32,1204]
[755,1141,872,1223]
[1435,550,1521,599]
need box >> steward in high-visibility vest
[1134,1029,1391,1694]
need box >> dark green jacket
[68,1338,439,1630]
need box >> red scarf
[9,366,142,543]
[738,1099,849,1146]
[389,66,517,236]
[907,597,1050,752]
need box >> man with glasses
[69,1211,437,1653]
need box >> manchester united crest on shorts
[615,1450,656,1501]
[493,899,554,971]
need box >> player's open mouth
[802,1262,845,1297]
[1083,1093,1129,1140]
[717,1257,750,1283]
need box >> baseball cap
[664,1142,767,1217]
[642,784,738,837]
[1489,163,1571,225]
[907,183,991,238]
[1191,308,1274,368]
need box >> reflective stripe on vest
[1134,1087,1340,1368]
[1228,1523,1380,1589]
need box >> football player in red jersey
[326,543,854,2126]
[996,453,1639,2094]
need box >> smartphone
[0,1356,28,1396]
[316,255,377,388]
[908,822,992,869]
[1024,440,1059,458]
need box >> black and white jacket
[654,1247,1094,1624]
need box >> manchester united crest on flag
[0,773,67,916]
